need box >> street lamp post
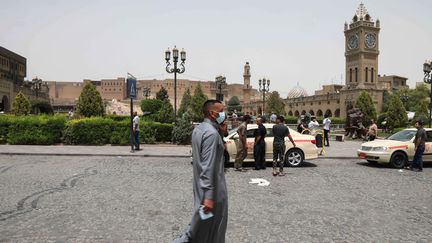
[143,87,151,99]
[31,77,42,98]
[165,46,186,123]
[258,78,270,116]
[400,94,409,110]
[215,75,226,101]
[423,60,432,127]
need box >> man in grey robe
[173,100,228,243]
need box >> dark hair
[243,115,251,122]
[416,120,424,126]
[324,114,328,118]
[202,100,222,117]
[277,116,284,122]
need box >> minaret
[243,62,251,108]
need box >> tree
[355,91,377,126]
[156,87,169,101]
[381,90,392,113]
[178,88,192,117]
[190,84,208,122]
[227,96,242,113]
[157,99,174,123]
[31,99,53,114]
[76,82,105,117]
[12,91,31,115]
[266,91,286,115]
[386,94,408,130]
[172,112,194,145]
[413,99,429,123]
[140,98,163,121]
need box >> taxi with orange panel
[224,123,319,167]
[357,128,432,168]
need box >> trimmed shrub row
[0,115,173,145]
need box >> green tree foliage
[172,112,194,145]
[386,94,408,130]
[12,91,31,115]
[190,84,208,122]
[157,99,174,123]
[178,88,192,117]
[355,91,377,126]
[141,99,162,115]
[381,90,392,112]
[76,83,105,117]
[227,96,242,113]
[413,99,429,124]
[266,91,286,115]
[156,87,169,101]
[31,99,53,114]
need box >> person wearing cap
[234,115,251,172]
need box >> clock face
[348,34,359,50]
[365,33,376,48]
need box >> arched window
[355,68,358,82]
[371,68,374,83]
[294,110,300,117]
[334,109,340,117]
[288,111,293,116]
[325,109,332,117]
[309,110,315,116]
[317,110,323,117]
[365,68,368,82]
[350,69,352,82]
[301,110,306,115]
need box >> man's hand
[203,199,214,214]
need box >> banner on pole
[127,73,137,99]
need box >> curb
[0,152,191,158]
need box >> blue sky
[1,0,432,97]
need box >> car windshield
[387,130,417,141]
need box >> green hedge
[7,115,66,145]
[0,115,13,144]
[63,117,114,145]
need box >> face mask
[216,111,226,124]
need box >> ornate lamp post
[215,75,226,101]
[258,78,270,116]
[143,87,151,99]
[423,60,432,127]
[31,77,42,98]
[165,46,186,123]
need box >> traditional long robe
[173,118,228,243]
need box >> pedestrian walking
[253,117,267,170]
[272,116,296,176]
[173,100,228,243]
[323,114,331,146]
[411,120,426,172]
[308,116,319,135]
[132,111,140,150]
[367,119,378,141]
[234,115,251,172]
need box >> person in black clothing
[254,117,267,170]
[272,116,296,176]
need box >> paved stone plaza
[0,155,431,242]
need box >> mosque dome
[287,85,308,99]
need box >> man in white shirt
[323,114,331,147]
[308,117,319,135]
[133,111,140,150]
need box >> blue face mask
[216,111,226,124]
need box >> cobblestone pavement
[0,155,431,242]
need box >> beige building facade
[284,3,408,119]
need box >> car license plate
[359,153,366,159]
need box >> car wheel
[390,152,407,169]
[285,149,304,167]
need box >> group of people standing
[233,114,297,176]
[297,115,332,147]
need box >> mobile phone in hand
[199,205,214,220]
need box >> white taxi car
[357,128,432,168]
[224,123,319,167]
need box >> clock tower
[344,3,380,89]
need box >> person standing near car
[367,119,378,141]
[411,120,426,172]
[132,111,140,150]
[234,115,251,172]
[254,117,267,170]
[323,114,331,146]
[308,116,319,135]
[173,100,228,243]
[272,116,296,176]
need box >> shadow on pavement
[357,161,432,169]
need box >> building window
[365,68,368,82]
[355,68,358,82]
[349,69,352,82]
[371,68,374,82]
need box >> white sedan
[224,123,319,167]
